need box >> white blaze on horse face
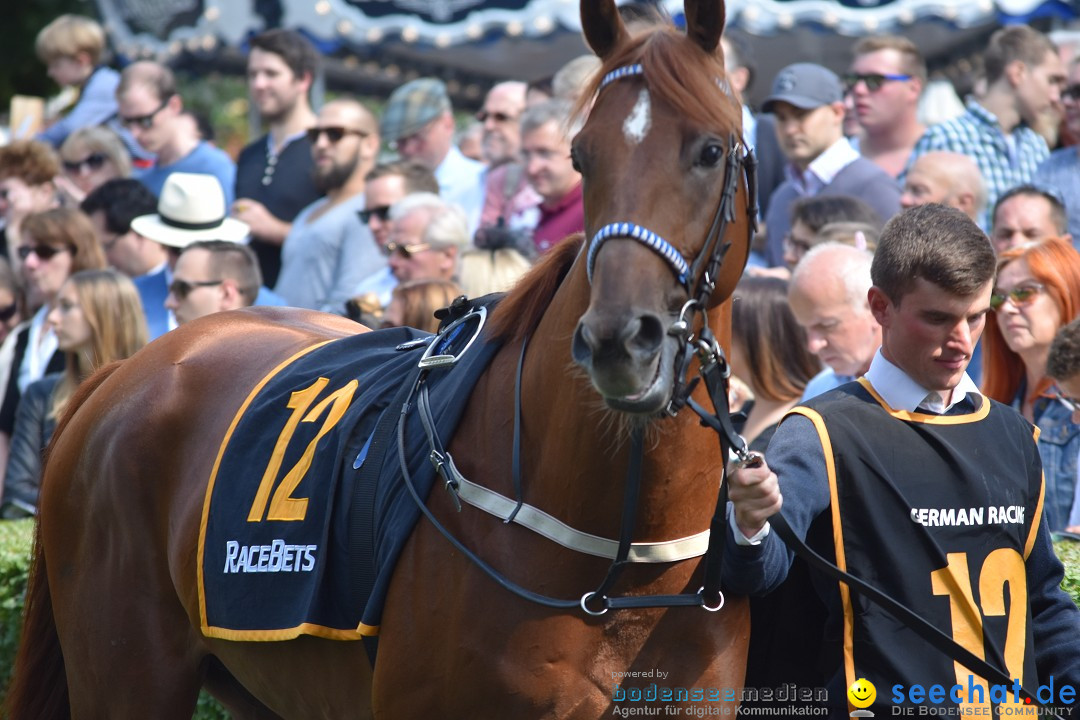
[623,89,652,145]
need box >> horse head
[570,0,751,416]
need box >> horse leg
[203,658,284,720]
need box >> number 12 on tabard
[247,377,359,522]
[930,548,1030,712]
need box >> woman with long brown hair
[729,275,821,450]
[982,238,1080,531]
[1,269,146,516]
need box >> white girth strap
[454,476,710,562]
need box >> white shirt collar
[864,349,981,414]
[806,137,861,185]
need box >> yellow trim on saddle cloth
[786,406,857,713]
[196,340,335,640]
[857,378,990,424]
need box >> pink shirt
[532,183,584,254]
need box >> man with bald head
[479,81,527,166]
[478,81,542,235]
[274,97,386,313]
[789,243,882,400]
[900,151,986,221]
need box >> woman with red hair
[982,238,1080,531]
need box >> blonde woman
[56,126,132,204]
[382,279,463,334]
[1,269,146,516]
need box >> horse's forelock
[574,27,741,138]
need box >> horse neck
[516,259,726,540]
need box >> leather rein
[396,62,760,615]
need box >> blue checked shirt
[908,100,1049,231]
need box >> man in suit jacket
[761,63,901,267]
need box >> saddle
[197,296,503,643]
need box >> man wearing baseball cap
[380,77,485,235]
[762,63,900,268]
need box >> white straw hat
[130,172,249,248]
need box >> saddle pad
[196,313,502,642]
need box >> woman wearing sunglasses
[1,269,146,517]
[56,126,132,205]
[982,238,1080,531]
[0,207,105,499]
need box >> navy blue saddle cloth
[197,301,502,641]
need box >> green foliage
[0,0,89,110]
[0,520,32,694]
[1054,538,1080,607]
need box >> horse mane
[487,234,584,344]
[574,23,741,136]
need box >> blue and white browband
[587,222,690,287]
[599,63,644,91]
[588,64,691,288]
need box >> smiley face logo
[848,678,876,709]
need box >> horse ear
[684,0,726,54]
[580,0,628,60]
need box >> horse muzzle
[571,309,676,414]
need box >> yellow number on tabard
[929,549,1030,714]
[247,377,359,522]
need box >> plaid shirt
[909,100,1049,230]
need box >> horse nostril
[571,321,598,365]
[624,313,665,357]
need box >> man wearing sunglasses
[909,25,1066,231]
[384,193,470,285]
[380,78,485,236]
[166,241,262,326]
[273,98,386,314]
[760,63,900,268]
[116,61,236,207]
[845,36,926,179]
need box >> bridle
[396,60,760,616]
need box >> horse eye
[697,143,724,168]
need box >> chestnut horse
[7,1,755,717]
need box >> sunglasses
[359,205,391,224]
[168,278,222,300]
[1062,84,1080,103]
[989,283,1045,310]
[476,110,518,124]
[382,241,431,259]
[16,244,71,261]
[62,153,107,174]
[119,95,173,130]
[305,126,368,144]
[0,301,18,323]
[842,72,912,93]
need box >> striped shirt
[908,100,1049,230]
